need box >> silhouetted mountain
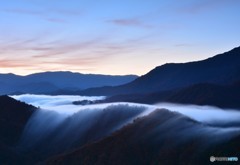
[79,46,240,96]
[47,109,240,165]
[0,96,36,145]
[0,96,37,164]
[165,82,240,109]
[103,82,240,109]
[0,72,138,95]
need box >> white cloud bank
[11,94,240,125]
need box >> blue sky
[0,0,240,75]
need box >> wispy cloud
[2,8,82,16]
[0,38,114,70]
[1,8,82,23]
[0,54,100,74]
[50,9,82,16]
[46,18,67,23]
[0,59,37,68]
[107,18,152,28]
[2,8,42,15]
[174,43,193,47]
[178,0,240,14]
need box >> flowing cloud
[11,94,240,126]
[11,94,240,160]
[11,94,106,114]
[155,103,240,126]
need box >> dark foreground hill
[0,96,37,164]
[0,72,138,95]
[79,46,240,96]
[47,109,240,165]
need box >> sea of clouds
[9,94,240,158]
[11,94,240,125]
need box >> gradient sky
[0,0,240,76]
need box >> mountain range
[0,72,137,95]
[79,46,240,96]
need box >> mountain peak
[80,46,240,96]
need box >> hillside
[0,96,37,164]
[47,109,240,165]
[103,82,240,109]
[79,46,240,96]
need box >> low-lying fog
[155,103,240,126]
[11,94,106,114]
[11,94,240,125]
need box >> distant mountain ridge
[79,46,240,96]
[0,71,138,95]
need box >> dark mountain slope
[102,82,240,109]
[0,96,37,164]
[80,46,240,96]
[47,109,240,165]
[165,82,240,109]
[0,96,36,145]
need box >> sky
[0,0,240,76]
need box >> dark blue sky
[0,0,239,75]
